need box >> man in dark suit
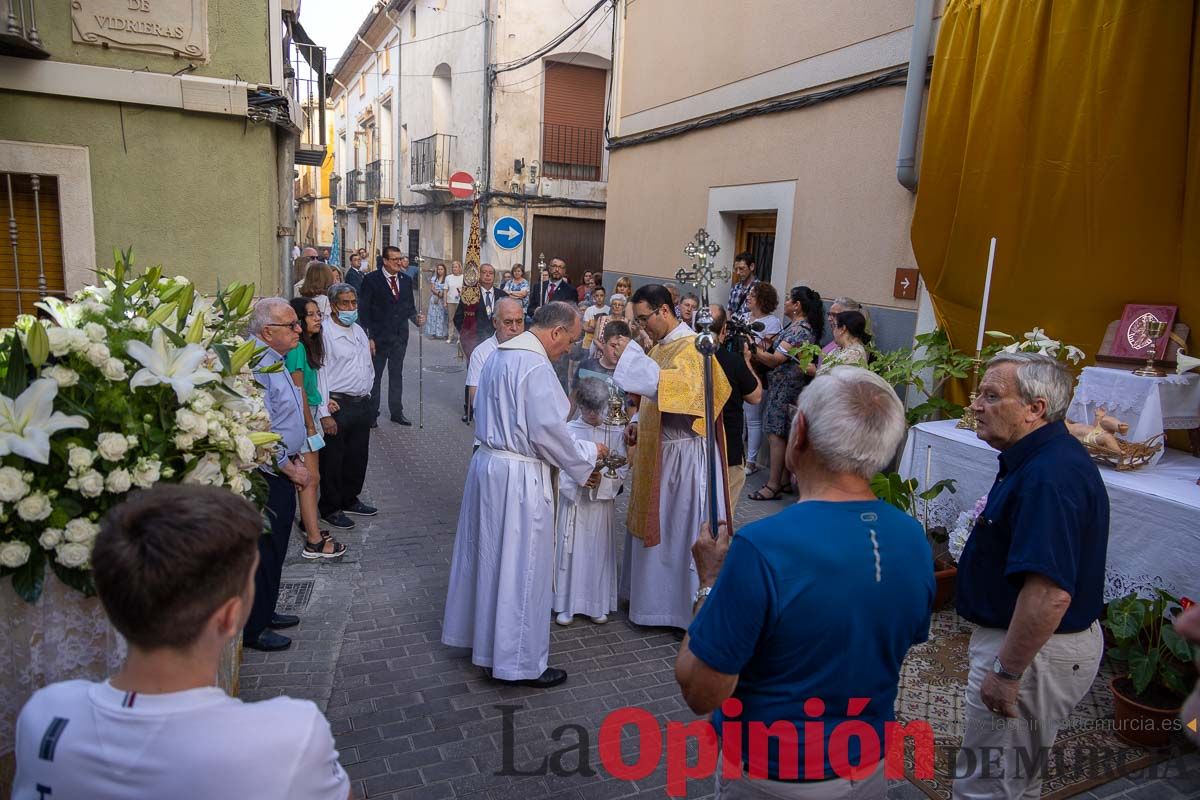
[359,245,425,426]
[453,263,507,358]
[526,257,577,318]
[343,252,365,292]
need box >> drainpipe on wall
[896,0,935,192]
[480,0,493,251]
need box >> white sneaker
[590,614,608,625]
[555,612,572,626]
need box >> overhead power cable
[492,0,609,75]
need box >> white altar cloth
[898,420,1200,603]
[1067,367,1200,466]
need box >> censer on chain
[599,384,629,478]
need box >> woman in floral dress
[424,263,448,339]
[747,285,825,501]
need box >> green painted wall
[0,93,282,295]
[35,0,271,83]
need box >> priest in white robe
[554,378,628,626]
[613,285,730,631]
[442,302,606,688]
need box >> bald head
[494,297,526,343]
[302,247,318,258]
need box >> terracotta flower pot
[1109,676,1181,749]
[933,561,957,611]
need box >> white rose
[235,435,256,464]
[55,541,91,569]
[130,317,150,332]
[105,468,132,494]
[131,458,162,489]
[182,453,223,486]
[67,445,95,472]
[0,541,31,568]
[65,518,100,543]
[85,342,111,367]
[96,432,129,461]
[189,390,214,413]
[38,528,63,549]
[174,432,194,451]
[101,358,127,381]
[175,408,207,437]
[125,434,139,449]
[84,322,107,342]
[0,466,29,502]
[44,365,80,388]
[77,470,104,498]
[16,492,52,521]
[46,327,74,357]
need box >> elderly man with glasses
[359,245,425,427]
[243,298,313,652]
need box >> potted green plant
[1103,590,1197,748]
[870,472,958,609]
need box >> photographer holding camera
[727,283,781,475]
[710,305,763,513]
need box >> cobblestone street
[240,337,1200,800]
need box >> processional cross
[674,229,730,537]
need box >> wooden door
[736,213,777,284]
[530,215,605,285]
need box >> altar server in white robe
[442,302,607,688]
[612,285,731,632]
[554,378,628,626]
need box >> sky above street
[299,0,380,68]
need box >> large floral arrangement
[0,250,280,602]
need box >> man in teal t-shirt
[677,367,934,796]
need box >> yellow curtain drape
[912,0,1199,359]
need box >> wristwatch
[694,585,712,605]
[993,656,1023,681]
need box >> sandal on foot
[748,484,784,501]
[302,536,347,559]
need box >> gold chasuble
[626,336,731,547]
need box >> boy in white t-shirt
[13,485,350,800]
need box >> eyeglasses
[266,321,302,330]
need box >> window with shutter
[542,63,607,181]
[0,173,65,327]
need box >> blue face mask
[337,310,358,325]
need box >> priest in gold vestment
[612,285,731,630]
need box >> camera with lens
[722,316,766,355]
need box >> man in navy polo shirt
[677,367,934,798]
[952,352,1109,800]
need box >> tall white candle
[975,237,997,353]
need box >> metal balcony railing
[0,0,49,59]
[289,37,327,166]
[410,134,456,188]
[365,159,394,202]
[345,169,365,205]
[541,123,604,182]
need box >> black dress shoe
[344,501,378,516]
[268,613,300,629]
[321,511,355,530]
[492,667,568,689]
[244,630,292,651]
[391,414,412,426]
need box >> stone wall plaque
[71,0,209,60]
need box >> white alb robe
[614,323,727,630]
[441,332,599,680]
[553,419,626,619]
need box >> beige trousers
[728,460,746,516]
[715,761,885,800]
[952,621,1102,800]
[445,302,459,341]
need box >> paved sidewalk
[241,336,1200,800]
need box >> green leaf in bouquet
[1,330,31,399]
[175,284,196,330]
[212,344,234,376]
[156,324,187,349]
[11,548,45,603]
[23,321,49,368]
[49,558,96,597]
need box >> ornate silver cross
[674,228,729,296]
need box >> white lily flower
[1065,345,1085,364]
[126,327,219,403]
[0,379,89,464]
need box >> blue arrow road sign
[492,216,524,250]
